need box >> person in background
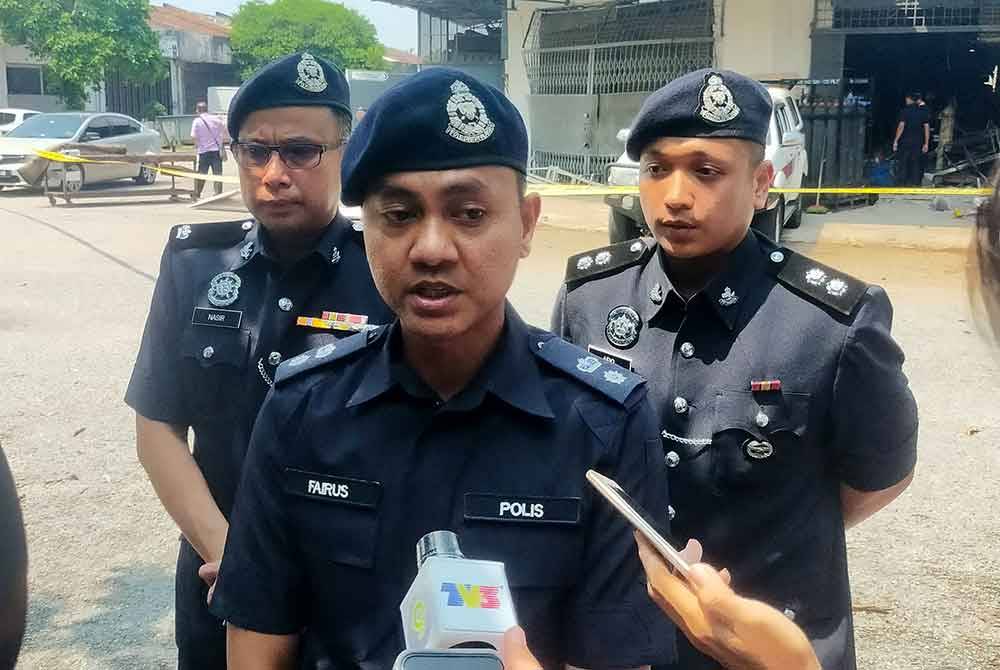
[355,107,366,124]
[126,52,392,670]
[191,101,228,200]
[0,445,27,670]
[893,92,930,186]
[973,172,1000,338]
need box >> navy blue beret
[227,52,350,139]
[626,69,773,160]
[341,67,528,206]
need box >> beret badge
[445,80,495,144]
[698,72,741,125]
[296,53,328,93]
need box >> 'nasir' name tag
[192,307,242,329]
[587,344,634,372]
[284,469,382,508]
[464,494,581,525]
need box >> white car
[0,112,161,191]
[0,108,40,135]
[605,85,808,243]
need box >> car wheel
[751,196,783,243]
[608,208,641,244]
[134,165,157,185]
[785,197,803,229]
[62,164,84,193]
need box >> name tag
[192,307,242,329]
[284,469,382,508]
[464,494,581,525]
[588,344,634,372]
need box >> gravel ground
[0,186,997,669]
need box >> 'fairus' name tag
[192,307,242,329]
[284,469,382,508]
[464,494,581,525]
[588,344,634,372]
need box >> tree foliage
[231,0,384,79]
[0,0,165,109]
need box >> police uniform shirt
[552,231,919,670]
[209,306,675,670]
[126,215,392,517]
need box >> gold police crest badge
[445,80,495,144]
[296,53,328,93]
[698,72,741,125]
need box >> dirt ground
[1,186,998,669]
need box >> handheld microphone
[398,531,517,661]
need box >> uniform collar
[638,230,763,331]
[229,211,354,271]
[347,303,555,419]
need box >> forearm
[924,125,930,145]
[227,625,298,670]
[135,414,229,561]
[893,123,904,144]
[841,470,914,530]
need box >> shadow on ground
[22,562,174,669]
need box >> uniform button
[278,297,293,311]
[665,451,680,468]
[242,220,254,231]
[756,411,770,428]
[783,607,796,620]
[202,346,215,359]
[770,251,785,264]
[667,505,676,520]
[268,351,282,366]
[673,397,688,414]
[680,342,695,358]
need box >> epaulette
[533,335,646,406]
[274,326,387,385]
[564,238,653,288]
[169,219,254,250]
[767,247,869,317]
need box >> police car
[605,86,808,243]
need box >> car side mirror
[82,132,101,142]
[616,128,630,143]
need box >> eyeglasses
[230,141,344,170]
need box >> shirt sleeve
[124,237,189,424]
[209,388,307,634]
[832,286,918,491]
[563,391,677,668]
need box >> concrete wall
[505,3,535,136]
[715,0,813,80]
[0,43,64,110]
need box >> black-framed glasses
[230,141,344,170]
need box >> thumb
[503,627,541,670]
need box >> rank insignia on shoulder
[274,326,387,385]
[750,379,781,392]
[533,336,645,405]
[565,238,652,287]
[170,220,252,250]
[768,248,868,317]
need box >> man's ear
[753,161,774,211]
[519,193,541,259]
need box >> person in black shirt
[893,92,930,186]
[0,446,26,670]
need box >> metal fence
[529,151,619,183]
[800,101,869,193]
[815,0,1000,33]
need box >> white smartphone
[585,469,692,579]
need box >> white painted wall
[716,0,812,80]
[504,3,535,138]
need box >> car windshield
[6,114,87,139]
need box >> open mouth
[408,281,461,314]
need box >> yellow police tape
[35,149,993,196]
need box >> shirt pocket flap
[180,327,250,369]
[714,390,810,439]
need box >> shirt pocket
[179,327,250,419]
[294,501,380,571]
[460,518,584,588]
[711,390,811,488]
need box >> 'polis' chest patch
[284,469,382,509]
[464,494,581,525]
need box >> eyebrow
[374,177,490,202]
[240,135,325,144]
[643,148,733,164]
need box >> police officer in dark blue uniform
[0,445,26,670]
[208,68,676,670]
[552,69,919,670]
[125,52,393,670]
